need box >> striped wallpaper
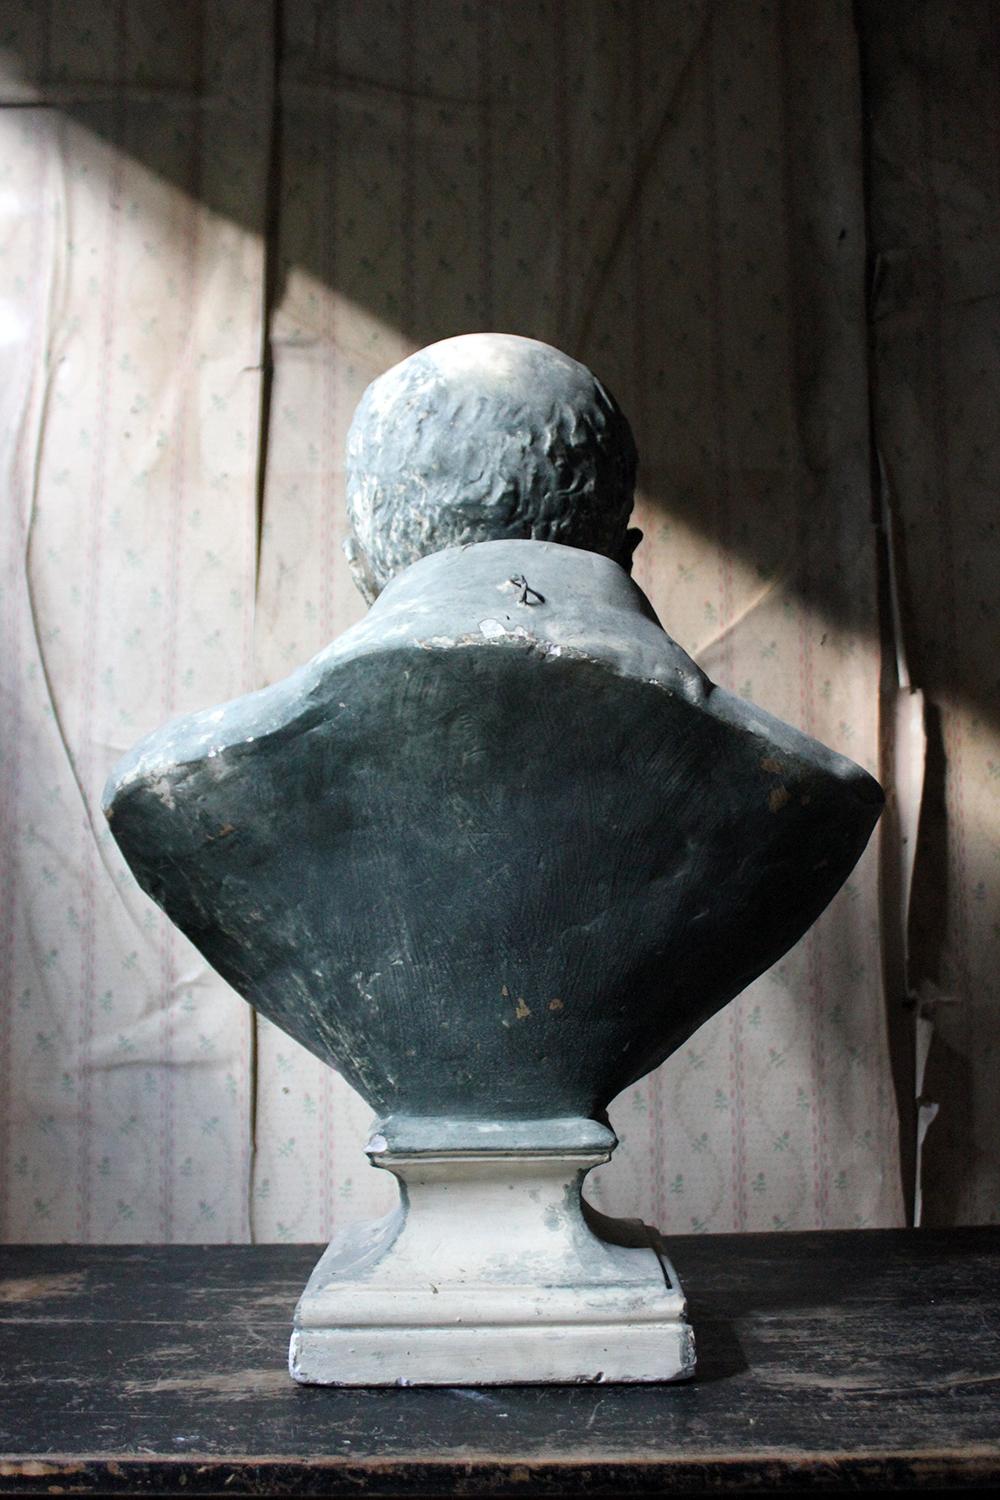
[2,0,993,1240]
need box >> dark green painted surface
[105,540,881,1124]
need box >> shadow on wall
[6,1,994,721]
[5,0,884,651]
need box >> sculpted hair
[345,334,639,597]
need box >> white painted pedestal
[289,1116,695,1386]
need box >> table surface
[1,1228,998,1496]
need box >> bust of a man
[105,332,881,1128]
[104,332,883,1387]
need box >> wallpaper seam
[854,0,923,1227]
[247,0,284,1243]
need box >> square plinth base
[289,1119,696,1387]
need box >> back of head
[345,333,639,599]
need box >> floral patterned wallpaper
[1,0,990,1242]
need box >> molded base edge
[290,1312,695,1386]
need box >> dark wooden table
[1,1229,998,1495]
